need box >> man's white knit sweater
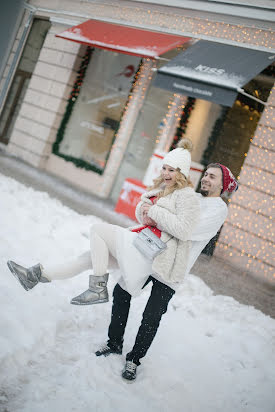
[150,193,227,289]
[185,193,228,275]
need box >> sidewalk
[0,148,133,227]
[1,148,274,318]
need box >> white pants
[43,223,119,281]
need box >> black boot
[7,260,50,291]
[122,360,138,381]
[95,342,122,357]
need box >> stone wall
[7,22,83,167]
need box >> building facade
[0,0,274,283]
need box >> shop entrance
[0,18,50,144]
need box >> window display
[56,48,140,173]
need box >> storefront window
[56,48,140,174]
[110,83,175,201]
[110,48,187,202]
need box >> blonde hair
[148,138,194,199]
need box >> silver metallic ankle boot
[7,260,50,291]
[70,273,109,305]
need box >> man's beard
[200,188,209,197]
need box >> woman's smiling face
[161,164,178,186]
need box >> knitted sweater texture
[135,186,200,283]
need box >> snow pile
[0,176,100,382]
[0,174,275,412]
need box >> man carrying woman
[7,138,238,381]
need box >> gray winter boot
[70,273,109,305]
[7,260,50,291]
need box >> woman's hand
[141,203,151,215]
[143,216,157,226]
[141,203,157,226]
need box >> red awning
[56,20,190,58]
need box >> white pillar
[215,85,275,285]
[156,94,187,152]
[100,58,156,196]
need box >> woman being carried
[7,138,200,381]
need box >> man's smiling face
[200,167,223,197]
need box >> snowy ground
[0,174,274,412]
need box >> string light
[52,47,96,171]
[47,3,275,279]
[81,2,275,50]
[171,97,196,150]
[155,93,186,151]
[101,58,155,194]
[216,85,275,283]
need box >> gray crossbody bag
[133,227,172,261]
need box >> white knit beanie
[162,138,193,178]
